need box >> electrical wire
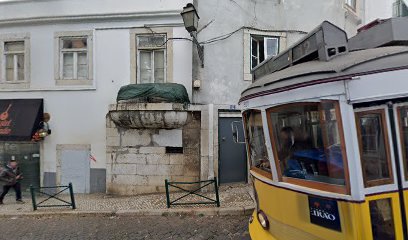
[141,26,193,47]
[143,25,308,47]
[199,27,245,44]
[159,37,194,47]
[199,26,308,45]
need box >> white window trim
[137,49,167,84]
[59,39,88,80]
[250,36,280,70]
[343,0,361,23]
[345,0,357,10]
[130,27,173,84]
[243,29,286,81]
[354,105,399,196]
[54,30,93,86]
[250,37,260,69]
[0,33,30,89]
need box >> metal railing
[30,183,76,211]
[165,178,220,208]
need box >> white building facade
[0,0,192,194]
[0,0,370,195]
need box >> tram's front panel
[248,102,408,240]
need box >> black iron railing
[30,183,76,211]
[165,178,220,208]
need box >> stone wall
[106,105,201,195]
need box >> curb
[0,206,255,218]
[0,210,116,218]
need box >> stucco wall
[192,0,363,106]
[0,0,193,192]
[364,0,393,24]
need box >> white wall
[0,0,191,21]
[193,0,364,105]
[0,5,193,185]
[172,27,193,99]
[364,0,393,24]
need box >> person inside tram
[278,126,308,178]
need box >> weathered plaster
[106,103,202,195]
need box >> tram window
[243,110,270,175]
[268,101,348,190]
[369,198,396,240]
[355,110,393,187]
[397,106,408,181]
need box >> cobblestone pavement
[0,215,251,240]
[0,184,254,214]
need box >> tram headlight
[257,210,270,230]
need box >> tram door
[355,103,408,240]
[219,116,247,184]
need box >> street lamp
[181,3,204,67]
[181,3,199,32]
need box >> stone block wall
[106,110,201,195]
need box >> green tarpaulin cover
[117,83,190,104]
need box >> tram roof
[241,17,408,101]
[241,46,408,98]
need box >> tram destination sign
[308,196,341,232]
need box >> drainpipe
[208,104,214,180]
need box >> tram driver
[278,126,310,179]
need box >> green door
[0,142,40,194]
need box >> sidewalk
[0,183,255,217]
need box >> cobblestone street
[0,184,254,214]
[0,215,251,240]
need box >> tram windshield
[268,101,347,186]
[243,110,270,173]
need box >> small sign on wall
[308,196,341,232]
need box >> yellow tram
[239,18,408,240]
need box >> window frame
[355,109,394,188]
[3,41,25,82]
[243,109,272,179]
[0,33,30,89]
[250,35,280,70]
[136,34,167,84]
[345,0,357,10]
[368,197,396,240]
[397,106,408,181]
[54,31,93,86]
[243,29,286,81]
[266,101,351,194]
[130,28,173,84]
[393,0,408,17]
[59,37,88,80]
